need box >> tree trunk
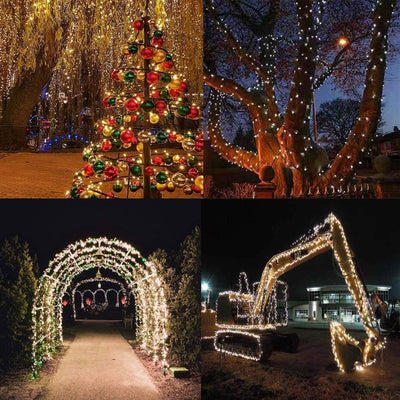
[0,65,53,151]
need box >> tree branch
[326,0,397,183]
[207,89,259,173]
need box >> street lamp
[201,281,211,308]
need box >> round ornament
[125,98,139,112]
[172,172,186,188]
[101,141,112,152]
[124,71,136,83]
[156,171,168,184]
[140,47,154,59]
[130,165,142,177]
[104,165,119,180]
[133,20,144,31]
[93,160,106,174]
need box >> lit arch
[31,237,168,376]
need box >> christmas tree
[67,6,203,199]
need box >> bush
[0,237,37,372]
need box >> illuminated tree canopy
[0,0,202,149]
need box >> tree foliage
[0,236,37,372]
[150,227,201,367]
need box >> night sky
[0,200,200,274]
[202,200,400,300]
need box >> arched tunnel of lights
[31,237,168,378]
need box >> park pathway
[42,320,160,400]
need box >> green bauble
[178,105,190,117]
[113,139,122,148]
[141,100,154,112]
[93,160,106,174]
[156,131,167,143]
[156,171,168,184]
[113,183,123,193]
[165,53,172,62]
[112,129,120,140]
[151,182,157,190]
[161,74,171,84]
[108,97,116,106]
[115,115,123,124]
[83,154,90,162]
[153,30,163,39]
[163,156,173,165]
[130,165,142,177]
[187,156,198,167]
[129,183,139,192]
[124,71,136,83]
[92,145,98,153]
[185,131,196,139]
[70,186,79,199]
[160,90,170,99]
[128,44,138,54]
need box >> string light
[31,237,169,379]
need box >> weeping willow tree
[0,0,202,150]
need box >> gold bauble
[153,49,166,62]
[156,183,167,191]
[195,175,204,190]
[118,162,128,172]
[166,182,175,192]
[123,115,131,123]
[169,78,182,90]
[176,134,184,143]
[103,125,113,137]
[149,113,160,124]
[173,154,181,163]
[136,142,144,153]
[122,142,132,149]
[136,70,145,80]
[118,71,125,81]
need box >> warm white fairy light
[214,214,383,372]
[31,237,169,378]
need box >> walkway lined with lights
[43,320,160,400]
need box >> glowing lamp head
[338,37,349,47]
[201,282,209,291]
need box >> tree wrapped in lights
[31,237,169,379]
[205,0,398,197]
[67,7,203,198]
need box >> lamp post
[201,282,211,308]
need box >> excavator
[214,214,385,372]
[372,293,400,334]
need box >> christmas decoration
[31,237,169,379]
[67,6,203,199]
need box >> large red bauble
[133,20,144,31]
[152,91,160,98]
[168,132,177,141]
[153,156,163,165]
[120,129,134,144]
[144,166,154,176]
[162,61,173,70]
[109,117,117,126]
[146,71,159,84]
[188,168,199,178]
[83,164,94,177]
[96,125,104,133]
[151,37,163,47]
[140,47,154,59]
[111,70,120,81]
[101,141,112,152]
[178,82,188,92]
[104,165,119,180]
[169,89,180,98]
[155,101,167,112]
[195,140,203,152]
[188,106,200,119]
[102,97,110,107]
[130,115,137,122]
[125,98,139,112]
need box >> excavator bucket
[330,322,362,372]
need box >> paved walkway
[43,320,160,400]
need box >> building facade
[291,285,391,323]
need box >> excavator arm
[253,214,384,372]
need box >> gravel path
[42,320,160,400]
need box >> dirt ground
[202,327,400,400]
[0,152,201,199]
